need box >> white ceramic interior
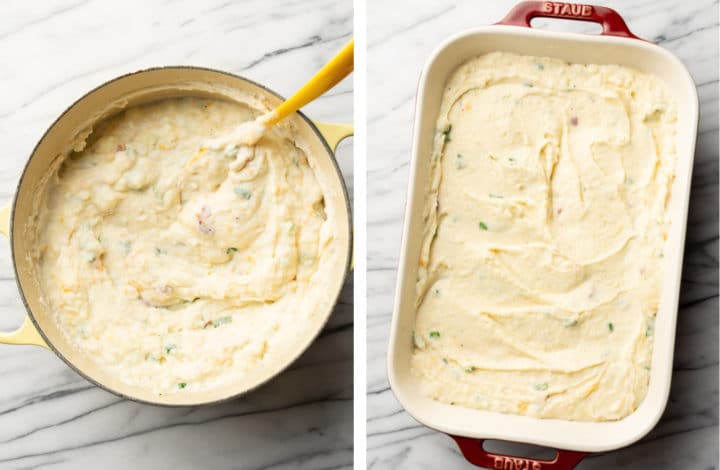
[388,26,698,453]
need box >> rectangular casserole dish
[387,2,698,468]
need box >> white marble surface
[367,0,718,468]
[0,1,353,469]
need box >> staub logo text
[542,2,593,17]
[493,456,542,470]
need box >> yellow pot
[0,67,353,406]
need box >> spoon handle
[266,39,354,125]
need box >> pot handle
[314,122,354,153]
[451,436,587,470]
[0,202,48,348]
[314,121,355,270]
[496,1,641,40]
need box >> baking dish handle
[0,202,48,348]
[496,1,641,40]
[451,436,587,470]
[314,121,354,153]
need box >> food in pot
[412,52,677,421]
[33,96,341,395]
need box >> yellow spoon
[207,39,353,154]
[265,38,354,126]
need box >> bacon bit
[196,205,214,235]
[570,116,579,126]
[203,320,213,329]
[116,143,126,151]
[556,208,563,215]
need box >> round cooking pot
[0,67,353,406]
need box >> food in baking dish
[412,52,677,421]
[33,96,341,395]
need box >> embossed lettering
[489,456,544,470]
[543,2,594,18]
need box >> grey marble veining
[0,1,353,469]
[367,0,718,468]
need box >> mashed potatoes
[412,52,677,421]
[34,97,342,395]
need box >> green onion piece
[645,318,655,337]
[213,316,233,328]
[441,124,452,143]
[234,186,252,199]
